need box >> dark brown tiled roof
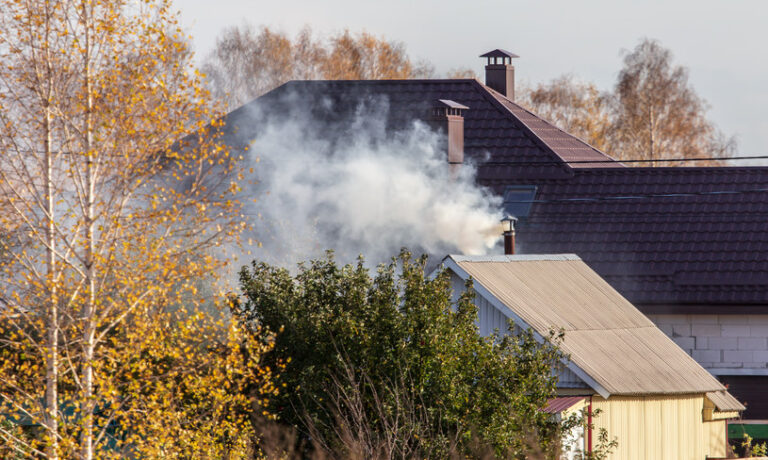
[228,79,768,308]
[223,79,618,180]
[497,167,768,306]
[487,88,618,168]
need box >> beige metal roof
[447,254,730,396]
[707,390,746,412]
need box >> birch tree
[612,38,735,165]
[0,1,269,458]
[519,39,735,165]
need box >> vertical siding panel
[490,299,497,333]
[591,395,720,460]
[480,299,488,336]
[473,295,514,338]
[633,398,641,460]
[488,298,496,334]
[496,302,506,333]
[661,396,676,459]
[645,398,656,459]
[704,420,726,458]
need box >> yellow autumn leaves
[0,1,276,458]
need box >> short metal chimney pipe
[430,99,469,168]
[501,215,518,255]
[480,49,519,100]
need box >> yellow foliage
[0,0,273,458]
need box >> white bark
[41,3,59,458]
[80,2,96,458]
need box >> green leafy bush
[232,250,570,458]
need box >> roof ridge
[484,85,619,166]
[448,254,581,263]
[467,81,573,172]
[286,78,479,85]
[575,165,768,174]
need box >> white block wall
[646,314,768,374]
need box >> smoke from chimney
[237,95,502,269]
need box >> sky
[179,0,768,160]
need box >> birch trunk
[80,2,96,458]
[44,96,59,460]
[41,3,58,458]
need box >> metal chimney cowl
[501,215,518,255]
[480,49,519,100]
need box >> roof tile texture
[497,167,768,305]
[226,80,616,181]
[233,79,768,307]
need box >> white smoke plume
[239,97,503,268]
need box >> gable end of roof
[445,255,728,397]
[442,256,612,399]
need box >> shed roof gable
[444,254,729,397]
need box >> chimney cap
[480,49,519,59]
[436,99,469,110]
[501,215,518,233]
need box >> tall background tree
[202,24,434,109]
[0,1,277,458]
[611,39,735,165]
[519,39,735,165]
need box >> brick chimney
[430,99,468,169]
[480,49,519,100]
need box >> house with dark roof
[442,254,743,460]
[222,49,768,418]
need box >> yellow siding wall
[590,394,727,460]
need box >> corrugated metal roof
[448,255,729,396]
[450,254,579,263]
[542,396,586,414]
[707,390,746,412]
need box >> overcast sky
[179,0,768,159]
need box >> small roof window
[502,185,537,218]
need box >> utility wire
[10,148,768,165]
[502,186,768,205]
[481,155,768,166]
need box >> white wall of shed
[647,313,768,375]
[449,270,590,389]
[450,271,515,336]
[561,423,585,460]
